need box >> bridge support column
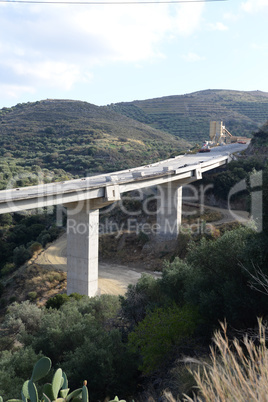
[66,202,99,297]
[157,183,182,239]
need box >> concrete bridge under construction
[0,143,248,296]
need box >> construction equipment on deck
[209,121,236,144]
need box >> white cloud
[207,22,229,31]
[223,12,240,22]
[0,1,205,102]
[241,0,268,13]
[13,61,85,90]
[182,52,205,62]
[0,84,35,100]
[0,2,205,64]
[173,2,204,36]
[251,42,268,50]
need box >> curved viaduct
[0,143,248,296]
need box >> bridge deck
[0,142,249,296]
[0,142,248,213]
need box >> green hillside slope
[0,99,188,182]
[245,120,268,156]
[107,89,268,143]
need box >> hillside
[0,99,187,184]
[245,120,268,157]
[107,89,268,143]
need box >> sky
[0,0,268,109]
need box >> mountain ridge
[0,99,186,179]
[107,89,268,143]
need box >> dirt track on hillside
[183,202,249,226]
[35,234,161,296]
[35,204,249,296]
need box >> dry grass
[1,263,66,310]
[160,319,268,401]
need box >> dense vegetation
[107,89,268,143]
[0,104,268,400]
[0,210,63,286]
[0,221,267,400]
[249,120,268,148]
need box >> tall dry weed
[162,318,268,401]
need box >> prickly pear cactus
[31,358,51,383]
[81,384,88,402]
[0,357,127,402]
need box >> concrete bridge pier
[157,182,182,239]
[63,183,121,297]
[65,201,100,297]
[64,184,121,297]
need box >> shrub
[28,242,42,254]
[62,328,138,400]
[37,232,51,247]
[1,296,136,399]
[128,304,199,374]
[160,226,268,336]
[4,300,43,338]
[137,230,149,245]
[120,274,162,326]
[174,233,191,260]
[263,165,268,234]
[0,214,12,227]
[0,347,43,400]
[0,262,15,277]
[13,245,31,267]
[27,291,38,302]
[184,226,268,329]
[45,293,69,309]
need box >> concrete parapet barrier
[132,171,145,178]
[163,166,173,172]
[106,175,118,182]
